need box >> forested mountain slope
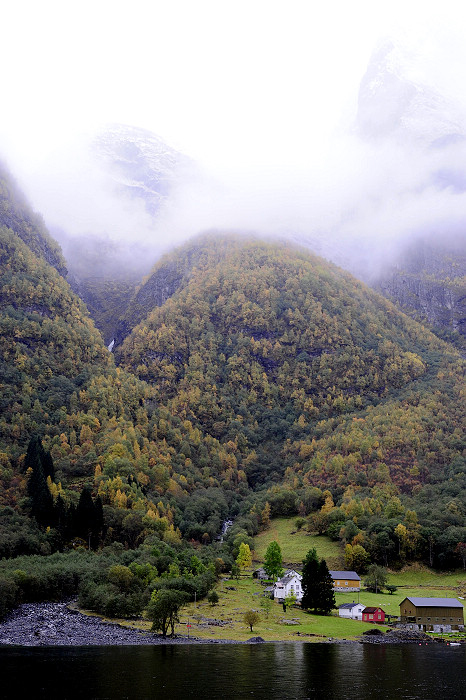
[116,235,465,565]
[117,234,456,479]
[0,191,464,569]
[0,226,255,553]
[0,161,66,275]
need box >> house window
[369,614,373,620]
[345,582,348,586]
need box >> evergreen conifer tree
[301,548,335,614]
[25,436,54,527]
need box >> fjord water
[0,643,464,699]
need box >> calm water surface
[0,643,464,700]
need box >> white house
[338,602,365,620]
[273,570,303,603]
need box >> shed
[399,597,464,632]
[253,568,268,580]
[338,602,365,620]
[362,606,385,623]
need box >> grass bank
[253,517,342,568]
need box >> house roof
[339,603,363,610]
[402,597,464,608]
[278,574,301,585]
[329,571,361,581]
[363,607,384,614]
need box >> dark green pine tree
[315,558,335,614]
[56,494,73,541]
[24,435,44,474]
[92,496,104,548]
[41,447,55,481]
[301,548,335,615]
[301,548,320,611]
[74,487,102,549]
[25,436,55,527]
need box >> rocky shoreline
[0,601,239,646]
[0,602,457,647]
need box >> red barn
[362,606,385,623]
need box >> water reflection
[0,643,464,699]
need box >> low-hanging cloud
[8,26,466,285]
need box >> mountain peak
[92,123,194,215]
[356,36,465,145]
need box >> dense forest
[0,162,464,619]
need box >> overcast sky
[2,1,466,274]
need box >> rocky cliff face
[374,237,466,341]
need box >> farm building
[362,606,385,623]
[338,602,365,620]
[399,597,464,633]
[329,571,361,592]
[253,568,268,580]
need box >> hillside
[0,184,464,574]
[0,161,66,276]
[116,234,465,566]
[117,233,453,481]
[0,224,257,556]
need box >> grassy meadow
[253,517,342,568]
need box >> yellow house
[329,570,361,592]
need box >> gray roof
[329,571,361,581]
[277,573,301,585]
[339,602,363,610]
[403,597,464,608]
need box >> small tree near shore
[283,592,297,611]
[147,589,190,637]
[208,590,219,606]
[243,610,260,632]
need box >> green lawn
[175,576,381,642]
[253,517,342,568]
[114,568,465,642]
[386,566,466,589]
